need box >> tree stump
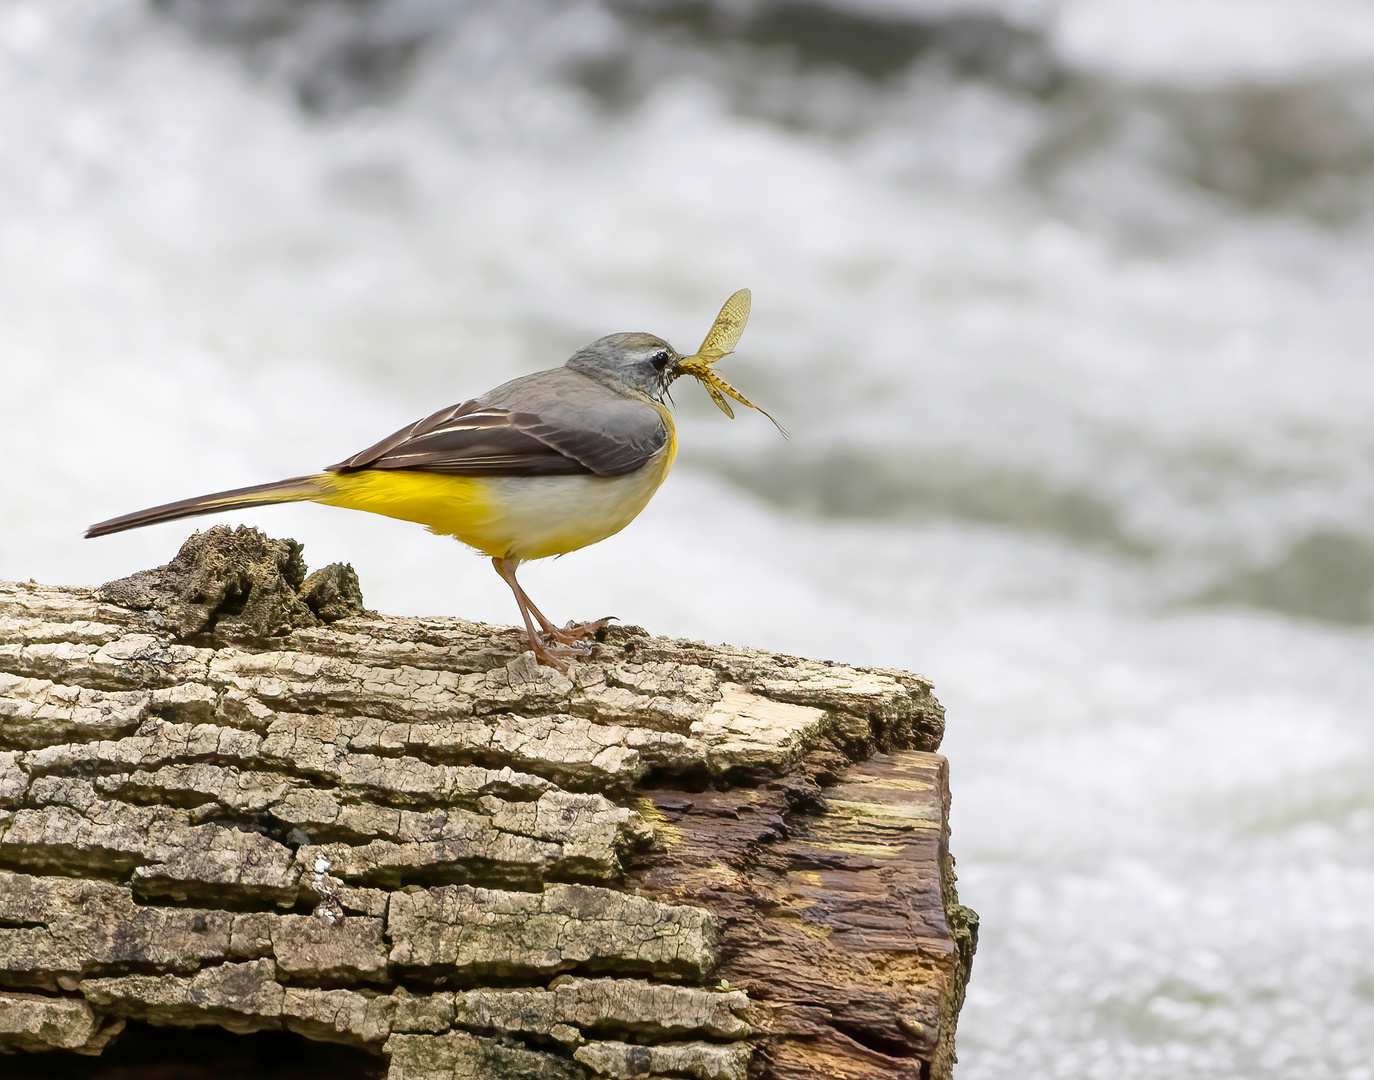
[0,527,977,1079]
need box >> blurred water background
[3,0,1374,1075]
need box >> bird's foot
[525,621,614,670]
[545,617,615,644]
[526,638,590,673]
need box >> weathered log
[0,527,976,1079]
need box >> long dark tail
[84,475,331,539]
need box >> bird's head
[565,332,682,403]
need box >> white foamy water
[3,1,1374,1076]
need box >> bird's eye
[651,350,670,371]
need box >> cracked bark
[0,527,976,1079]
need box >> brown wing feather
[328,406,592,477]
[328,370,668,479]
[329,398,484,471]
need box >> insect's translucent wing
[694,288,751,362]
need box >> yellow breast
[315,405,677,562]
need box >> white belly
[486,445,675,561]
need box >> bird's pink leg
[491,557,596,669]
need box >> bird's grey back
[479,364,668,476]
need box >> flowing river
[3,2,1373,1076]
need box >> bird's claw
[546,617,615,644]
[526,640,588,672]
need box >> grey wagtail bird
[86,290,777,669]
